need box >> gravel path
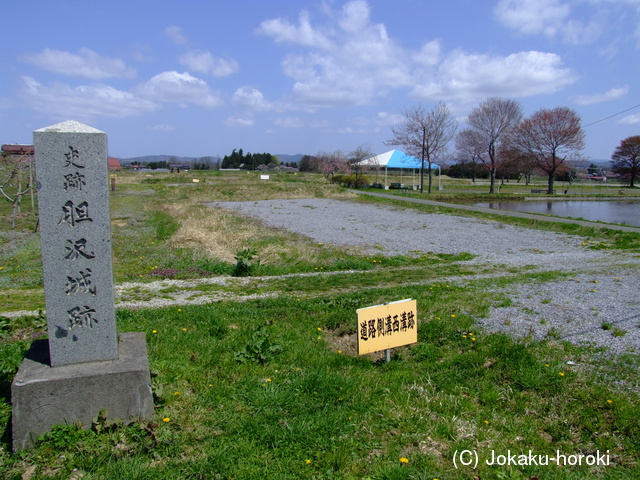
[213,198,640,356]
[213,198,617,268]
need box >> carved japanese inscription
[34,121,118,366]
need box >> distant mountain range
[117,153,306,165]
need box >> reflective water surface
[474,200,640,227]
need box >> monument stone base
[11,332,154,451]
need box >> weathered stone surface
[11,332,154,451]
[34,120,118,366]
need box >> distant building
[2,144,34,157]
[169,163,190,172]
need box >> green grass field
[1,170,639,479]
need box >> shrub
[234,248,260,276]
[331,174,370,188]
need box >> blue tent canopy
[357,150,441,190]
[359,150,440,170]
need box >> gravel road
[213,198,640,356]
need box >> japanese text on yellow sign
[356,299,417,355]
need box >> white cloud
[573,86,629,105]
[375,111,404,126]
[165,26,189,46]
[22,48,135,80]
[494,0,570,37]
[257,10,332,49]
[338,0,371,33]
[179,50,239,77]
[261,0,411,107]
[226,114,254,127]
[259,1,580,109]
[494,0,623,46]
[20,76,156,120]
[275,116,304,128]
[411,50,576,104]
[136,71,222,108]
[620,113,640,125]
[413,40,442,67]
[232,86,272,111]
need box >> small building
[169,163,190,172]
[2,144,34,157]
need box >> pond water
[474,200,640,227]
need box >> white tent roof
[359,150,440,169]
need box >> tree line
[221,149,280,170]
[381,97,640,194]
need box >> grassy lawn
[1,170,639,479]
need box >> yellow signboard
[356,299,417,355]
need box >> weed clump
[234,248,260,276]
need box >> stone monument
[11,121,154,450]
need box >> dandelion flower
[484,420,489,424]
[607,399,613,404]
[305,459,311,465]
[400,457,409,463]
[152,330,157,334]
[317,327,322,331]
[174,391,180,395]
[266,378,272,382]
[163,417,170,422]
[559,372,565,376]
[338,350,343,354]
[182,328,187,331]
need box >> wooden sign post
[356,299,417,360]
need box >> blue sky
[1,0,639,161]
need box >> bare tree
[386,102,457,193]
[349,144,375,186]
[455,128,485,183]
[509,107,585,194]
[611,135,640,188]
[1,150,35,231]
[466,97,523,193]
[497,145,537,185]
